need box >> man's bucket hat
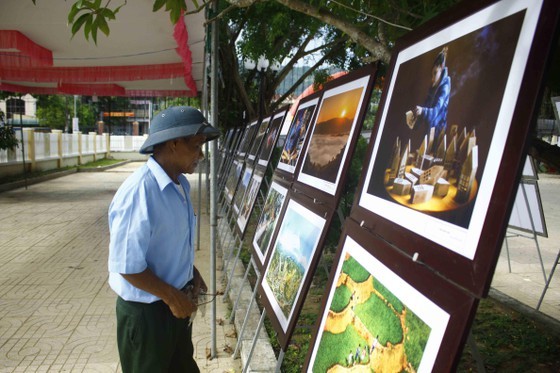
[139,106,220,154]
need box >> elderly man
[108,106,220,372]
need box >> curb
[0,160,131,193]
[77,160,131,172]
[0,168,78,193]
[488,287,560,335]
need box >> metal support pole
[223,239,243,301]
[242,309,267,373]
[275,349,285,373]
[229,258,255,323]
[467,330,486,373]
[537,249,560,310]
[209,0,219,358]
[519,182,547,283]
[233,267,262,359]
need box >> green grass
[374,279,404,313]
[404,308,431,370]
[355,292,403,346]
[342,256,370,283]
[78,158,125,168]
[330,284,351,313]
[312,327,369,372]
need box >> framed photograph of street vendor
[352,0,559,296]
[304,219,477,372]
[259,193,333,350]
[276,93,321,177]
[295,64,377,204]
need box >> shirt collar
[147,156,175,191]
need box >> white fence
[0,130,146,176]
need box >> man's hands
[192,266,208,300]
[121,269,197,319]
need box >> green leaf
[93,0,102,8]
[71,13,90,37]
[96,14,110,36]
[191,0,199,9]
[91,20,98,44]
[68,3,81,23]
[100,8,116,20]
[170,7,180,24]
[153,0,167,12]
[113,4,125,15]
[84,16,93,40]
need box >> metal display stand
[240,308,284,373]
[536,249,560,310]
[504,181,547,283]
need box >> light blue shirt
[108,157,196,303]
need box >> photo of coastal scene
[252,182,288,265]
[300,84,366,186]
[308,236,448,373]
[263,199,326,325]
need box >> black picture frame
[258,192,334,350]
[248,116,271,162]
[351,0,559,297]
[235,168,265,238]
[257,107,288,169]
[251,177,290,270]
[275,92,322,180]
[294,64,378,207]
[304,219,478,372]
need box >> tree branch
[273,0,392,64]
[330,0,412,31]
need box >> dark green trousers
[116,297,200,373]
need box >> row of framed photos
[218,0,558,369]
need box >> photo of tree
[298,74,372,195]
[307,235,449,373]
[252,181,288,266]
[278,98,319,174]
[262,198,327,327]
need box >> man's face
[175,134,206,174]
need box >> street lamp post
[244,56,280,120]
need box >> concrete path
[0,161,558,372]
[0,162,240,372]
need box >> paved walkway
[0,162,240,372]
[0,162,558,372]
